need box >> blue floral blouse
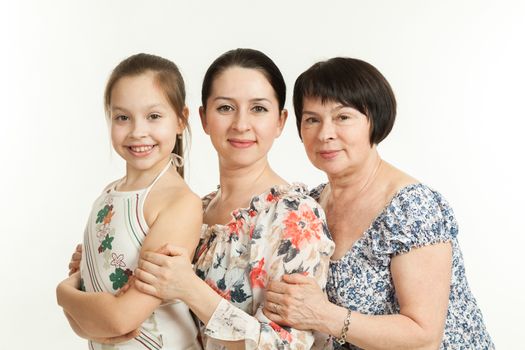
[311,183,494,350]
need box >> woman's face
[300,97,373,176]
[200,66,286,168]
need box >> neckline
[110,157,174,195]
[201,182,305,231]
[326,182,424,263]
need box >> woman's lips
[228,139,256,148]
[319,150,340,160]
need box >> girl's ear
[199,106,210,135]
[275,109,288,137]
[177,106,190,133]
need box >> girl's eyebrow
[111,103,165,112]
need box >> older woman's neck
[327,148,382,199]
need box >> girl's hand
[68,243,82,276]
[134,244,196,301]
[264,273,329,330]
[58,271,81,293]
[91,329,140,344]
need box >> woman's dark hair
[201,48,286,111]
[104,53,188,177]
[293,57,396,145]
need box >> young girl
[132,49,335,349]
[56,53,202,349]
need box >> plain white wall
[1,0,523,347]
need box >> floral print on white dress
[194,183,335,349]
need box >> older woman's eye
[336,114,354,123]
[217,105,234,113]
[303,116,320,124]
[252,105,268,113]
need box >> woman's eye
[217,105,234,112]
[337,114,352,122]
[148,113,162,120]
[303,116,319,124]
[252,105,268,113]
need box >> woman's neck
[217,157,286,202]
[326,148,382,201]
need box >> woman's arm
[266,242,452,350]
[56,191,202,337]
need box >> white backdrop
[1,0,523,348]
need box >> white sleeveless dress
[80,160,201,349]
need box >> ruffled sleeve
[371,184,459,257]
[203,186,335,349]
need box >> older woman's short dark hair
[293,57,396,145]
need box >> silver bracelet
[335,308,352,345]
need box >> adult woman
[122,48,334,349]
[263,57,494,349]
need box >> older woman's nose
[318,120,336,141]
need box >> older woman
[264,57,494,349]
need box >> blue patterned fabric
[310,183,494,349]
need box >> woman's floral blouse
[311,183,494,350]
[194,183,335,349]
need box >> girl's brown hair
[104,53,188,177]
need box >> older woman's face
[300,97,372,175]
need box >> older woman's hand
[264,273,329,330]
[134,244,196,301]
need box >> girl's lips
[127,144,156,157]
[319,150,340,160]
[228,139,256,148]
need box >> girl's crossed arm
[56,190,202,338]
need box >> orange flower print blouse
[194,183,335,349]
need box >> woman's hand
[134,244,197,301]
[264,273,330,331]
[68,243,82,276]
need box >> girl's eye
[252,105,268,113]
[217,105,234,113]
[148,113,162,120]
[114,115,129,121]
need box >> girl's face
[300,97,373,176]
[109,72,184,174]
[200,67,287,169]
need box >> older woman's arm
[266,241,452,350]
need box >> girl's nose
[130,119,149,138]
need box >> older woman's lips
[228,139,256,148]
[319,150,340,159]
